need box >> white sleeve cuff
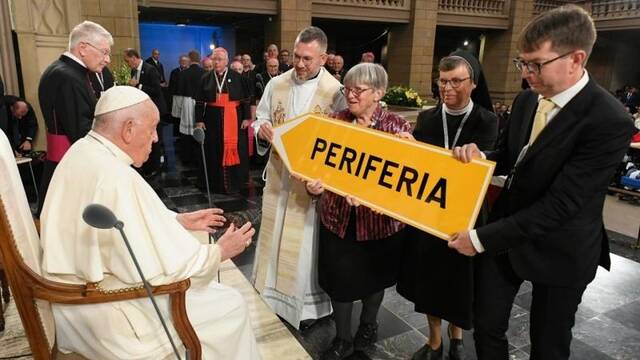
[470,230,486,253]
[480,151,487,160]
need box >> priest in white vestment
[40,86,260,360]
[251,26,346,329]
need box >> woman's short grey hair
[68,21,113,51]
[344,63,388,93]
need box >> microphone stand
[194,128,220,283]
[113,221,188,360]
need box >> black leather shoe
[448,338,465,360]
[354,322,378,351]
[411,341,443,360]
[321,337,354,360]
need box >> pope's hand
[218,222,255,261]
[177,208,225,232]
[195,122,206,130]
[452,143,481,163]
[448,231,477,256]
[258,122,274,143]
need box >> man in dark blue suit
[450,5,636,360]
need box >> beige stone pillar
[1,0,19,95]
[10,0,139,150]
[386,0,437,98]
[266,0,311,53]
[482,0,535,104]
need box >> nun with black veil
[396,50,498,360]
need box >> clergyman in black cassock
[195,65,251,194]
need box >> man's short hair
[188,50,201,63]
[295,26,328,53]
[279,49,289,55]
[439,56,474,83]
[124,48,140,59]
[344,63,388,94]
[518,5,596,60]
[68,21,113,51]
[213,47,229,60]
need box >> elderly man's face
[179,56,189,68]
[128,101,159,167]
[267,60,279,76]
[231,61,243,74]
[203,58,214,71]
[212,52,228,73]
[279,51,289,64]
[152,50,160,60]
[11,102,28,119]
[79,37,111,72]
[334,57,344,71]
[293,40,327,81]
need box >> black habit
[89,66,114,99]
[396,103,497,329]
[38,54,96,214]
[194,69,251,194]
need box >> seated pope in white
[40,86,260,360]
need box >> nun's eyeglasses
[438,78,470,88]
[512,50,574,75]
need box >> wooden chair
[0,131,202,359]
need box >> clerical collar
[443,99,473,116]
[63,51,87,69]
[87,131,134,165]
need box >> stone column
[266,0,311,51]
[482,0,535,104]
[386,0,437,98]
[1,0,19,95]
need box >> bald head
[10,101,29,119]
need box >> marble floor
[150,143,640,360]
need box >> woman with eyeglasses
[396,51,497,360]
[304,62,410,360]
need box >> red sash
[207,93,240,166]
[46,133,71,162]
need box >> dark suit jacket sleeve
[240,75,251,121]
[477,113,635,254]
[194,73,207,123]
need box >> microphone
[82,204,188,360]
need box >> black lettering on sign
[378,160,400,189]
[311,138,327,160]
[396,166,419,197]
[339,146,357,174]
[325,142,342,168]
[416,172,430,200]
[426,178,447,209]
[363,155,382,180]
[354,151,367,177]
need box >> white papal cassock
[40,130,260,360]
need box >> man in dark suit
[145,48,166,86]
[450,6,636,360]
[176,50,206,166]
[124,48,167,176]
[1,96,38,153]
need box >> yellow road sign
[271,113,495,240]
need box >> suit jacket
[145,57,166,83]
[177,63,206,98]
[168,67,183,96]
[2,96,38,148]
[132,62,167,115]
[477,77,636,287]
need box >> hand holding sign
[271,113,495,240]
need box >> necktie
[529,98,555,144]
